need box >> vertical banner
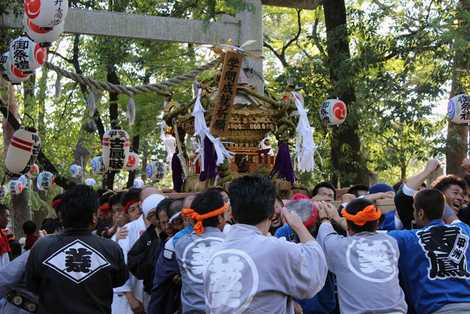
[210,51,243,135]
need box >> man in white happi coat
[112,188,165,314]
[204,175,328,314]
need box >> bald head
[140,187,161,201]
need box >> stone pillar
[236,0,264,94]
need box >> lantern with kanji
[23,15,64,45]
[37,171,54,191]
[448,93,470,124]
[2,53,31,84]
[24,0,69,28]
[5,128,41,175]
[69,164,82,178]
[9,36,46,73]
[91,156,105,174]
[125,152,140,171]
[319,99,347,126]
[102,129,130,171]
[8,180,25,195]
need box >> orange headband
[182,203,228,235]
[341,205,382,226]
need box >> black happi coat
[25,228,128,314]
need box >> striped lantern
[23,15,64,45]
[8,180,25,195]
[24,0,69,28]
[319,99,347,126]
[102,129,130,171]
[5,128,41,175]
[9,36,47,73]
[36,171,54,191]
[125,152,140,171]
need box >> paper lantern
[8,180,25,195]
[2,53,31,84]
[18,175,30,189]
[24,15,64,45]
[37,171,54,191]
[91,156,105,174]
[319,99,347,126]
[28,163,40,177]
[102,129,130,171]
[448,94,470,124]
[125,152,140,171]
[9,36,46,73]
[5,128,41,175]
[24,0,69,27]
[85,178,96,187]
[133,177,144,189]
[69,164,82,178]
[146,161,165,180]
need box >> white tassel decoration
[86,91,96,117]
[127,97,136,125]
[292,91,316,173]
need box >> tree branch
[263,38,288,67]
[281,9,302,56]
[48,50,73,64]
[311,15,327,60]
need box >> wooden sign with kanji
[210,51,244,135]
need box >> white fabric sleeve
[402,184,417,197]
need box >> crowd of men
[0,158,469,314]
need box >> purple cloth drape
[171,153,183,192]
[199,136,217,181]
[270,141,295,184]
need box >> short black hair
[190,189,225,227]
[343,198,378,233]
[22,221,37,235]
[110,192,124,207]
[312,182,337,199]
[0,204,9,216]
[229,175,276,225]
[432,175,467,193]
[414,189,445,220]
[41,218,61,234]
[60,185,98,229]
[121,188,142,206]
[347,184,369,197]
[99,191,114,206]
[156,198,173,216]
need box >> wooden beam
[0,9,241,45]
[261,0,323,10]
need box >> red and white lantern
[23,15,64,45]
[5,128,41,175]
[9,36,46,73]
[125,152,140,171]
[319,99,347,126]
[24,0,68,28]
[2,53,31,84]
[102,129,130,171]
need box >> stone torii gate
[1,0,321,93]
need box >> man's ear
[416,208,425,219]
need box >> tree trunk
[105,64,120,190]
[323,0,368,186]
[446,0,470,176]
